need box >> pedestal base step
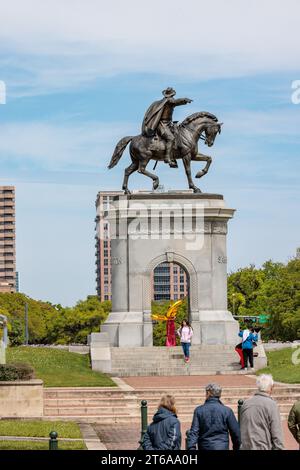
[107,346,258,377]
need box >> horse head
[180,111,222,148]
[203,121,223,147]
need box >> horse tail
[107,136,133,169]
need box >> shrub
[0,362,35,381]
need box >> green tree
[228,258,300,341]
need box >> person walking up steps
[239,326,258,370]
[177,319,193,362]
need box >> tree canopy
[0,293,110,345]
[1,257,299,345]
[228,258,300,341]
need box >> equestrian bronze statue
[108,87,222,194]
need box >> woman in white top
[177,319,193,362]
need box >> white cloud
[0,120,135,170]
[1,0,300,95]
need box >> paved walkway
[122,374,259,389]
[95,374,298,450]
[94,420,298,450]
[79,423,107,450]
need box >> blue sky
[0,0,299,305]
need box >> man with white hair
[240,374,284,450]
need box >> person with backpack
[142,394,181,450]
[177,319,193,362]
[239,326,258,370]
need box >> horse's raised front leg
[182,155,201,193]
[193,153,212,179]
[122,161,139,194]
[138,162,159,191]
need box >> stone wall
[0,379,44,418]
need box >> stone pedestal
[97,191,239,348]
[88,332,112,373]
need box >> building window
[154,275,170,284]
[154,285,170,292]
[104,196,110,211]
[154,293,171,301]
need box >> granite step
[43,413,290,424]
[44,393,300,408]
[44,386,300,399]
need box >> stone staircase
[109,345,243,376]
[44,385,300,424]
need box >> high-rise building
[95,191,121,301]
[0,186,16,293]
[152,262,188,301]
[95,190,188,301]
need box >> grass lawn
[0,440,86,450]
[258,347,300,384]
[0,420,82,438]
[6,346,116,387]
[0,420,86,450]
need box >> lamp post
[24,303,29,345]
[232,293,236,315]
[0,314,8,365]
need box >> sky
[0,0,299,306]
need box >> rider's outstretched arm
[171,97,193,106]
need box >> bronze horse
[108,111,222,194]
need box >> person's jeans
[243,348,254,368]
[181,342,190,358]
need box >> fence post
[49,431,58,450]
[238,399,244,424]
[185,430,190,450]
[137,399,148,450]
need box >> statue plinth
[99,191,239,347]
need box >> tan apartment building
[95,190,188,301]
[0,186,16,293]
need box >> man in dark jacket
[142,405,181,450]
[187,383,241,450]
